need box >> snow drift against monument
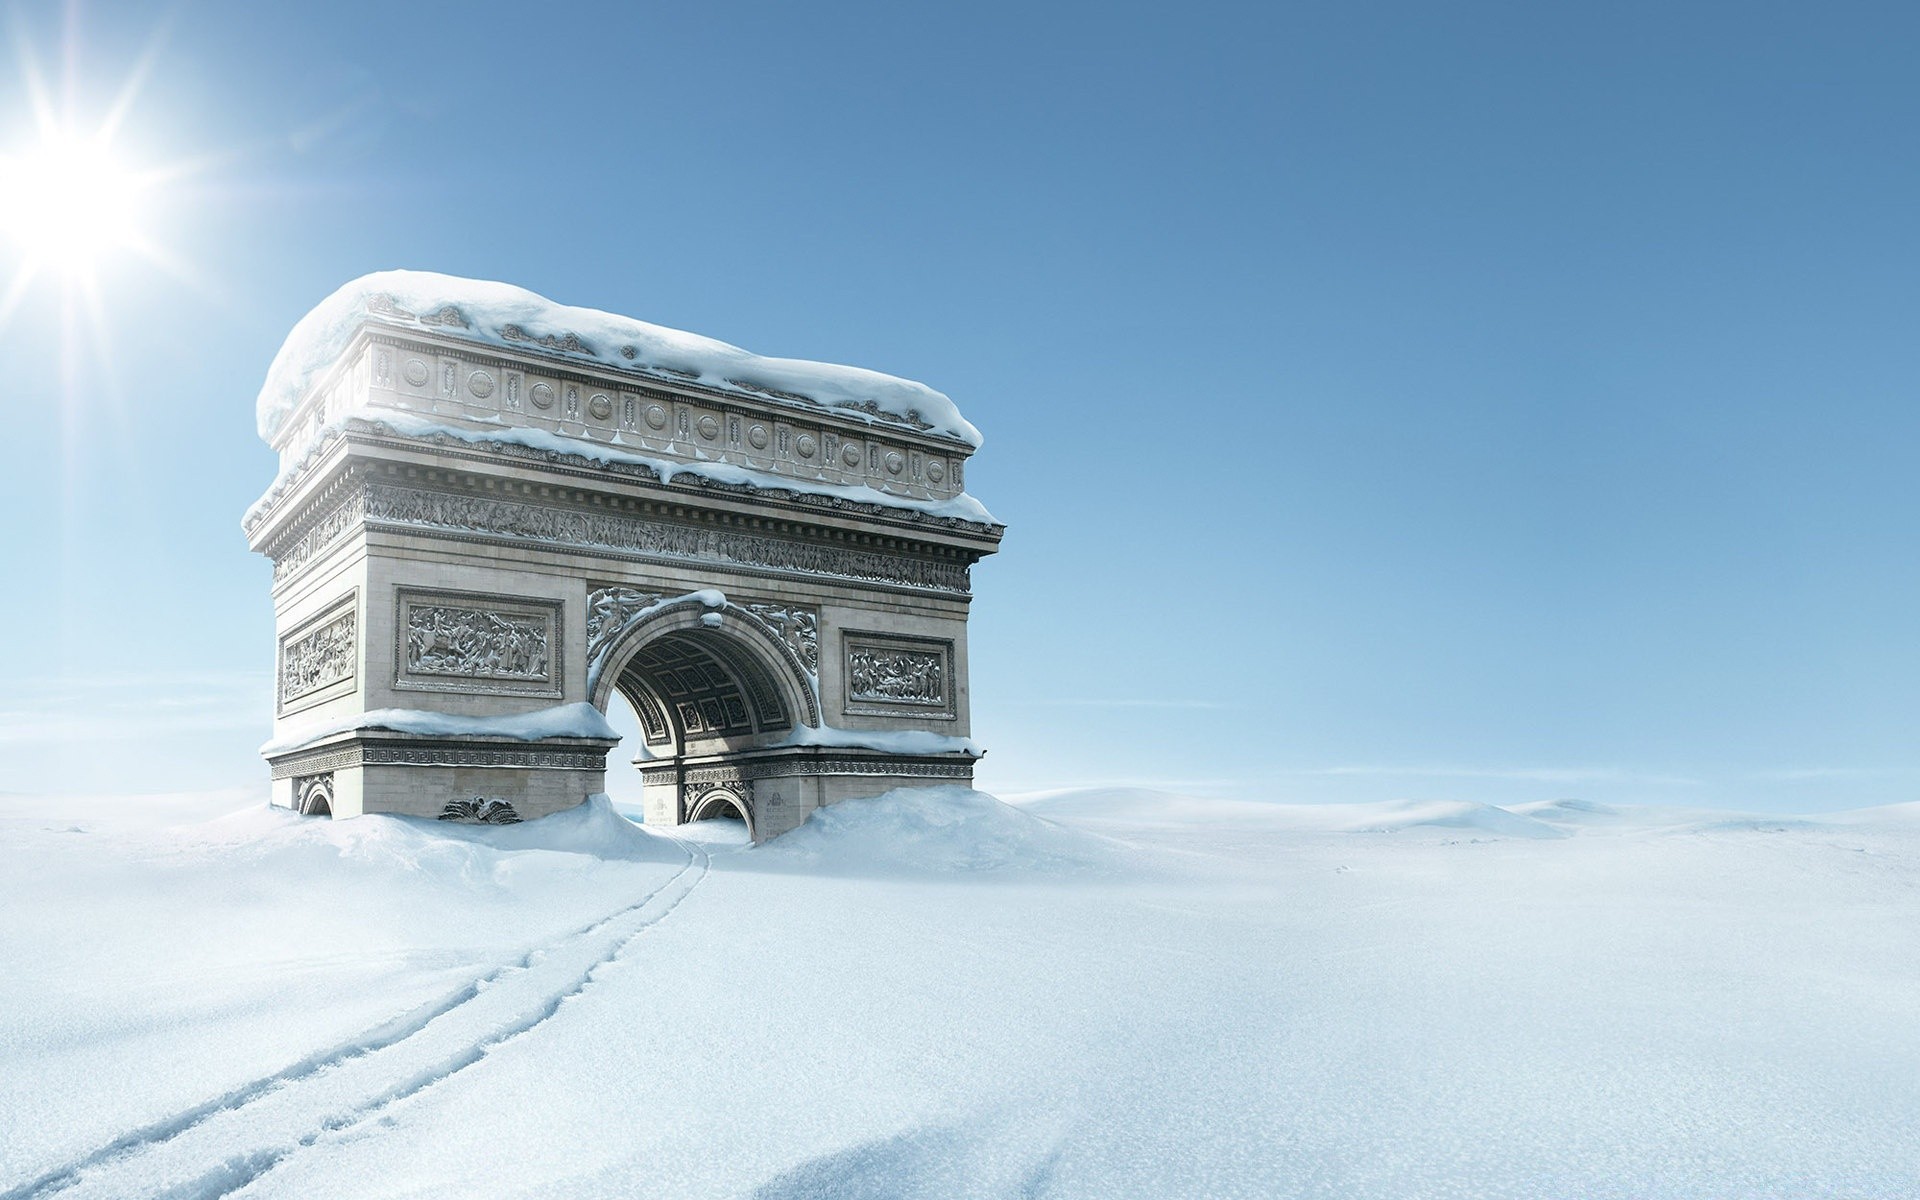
[255,271,983,448]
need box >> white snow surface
[4,784,1918,1199]
[781,723,984,757]
[256,270,982,447]
[261,701,618,755]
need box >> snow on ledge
[262,702,618,757]
[781,724,983,758]
[257,270,982,448]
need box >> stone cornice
[261,455,983,596]
[247,416,1003,549]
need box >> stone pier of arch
[246,273,1002,842]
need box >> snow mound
[1011,788,1567,838]
[782,725,983,757]
[193,793,679,875]
[257,270,981,447]
[1328,799,1569,838]
[1011,786,1296,827]
[393,793,675,862]
[762,787,1127,876]
[261,702,618,756]
[1505,798,1640,828]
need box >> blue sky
[2,0,1916,811]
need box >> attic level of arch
[344,325,970,449]
[268,324,977,508]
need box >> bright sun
[0,130,150,277]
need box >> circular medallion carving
[795,434,817,458]
[589,393,613,420]
[467,371,495,399]
[403,359,429,387]
[841,442,862,467]
[644,403,669,430]
[530,382,555,409]
[696,415,721,440]
[747,424,769,450]
[884,451,905,475]
[926,459,946,483]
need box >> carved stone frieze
[270,487,366,583]
[364,483,971,594]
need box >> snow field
[2,786,1917,1198]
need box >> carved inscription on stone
[280,600,357,709]
[843,634,954,717]
[743,602,820,676]
[405,605,550,681]
[395,590,562,697]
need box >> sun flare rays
[0,11,197,332]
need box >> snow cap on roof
[255,270,982,448]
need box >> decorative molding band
[639,755,974,787]
[268,738,611,777]
[352,415,992,535]
[363,482,972,595]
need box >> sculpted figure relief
[281,609,356,703]
[848,647,946,706]
[405,605,551,680]
[743,602,821,675]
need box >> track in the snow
[3,837,711,1200]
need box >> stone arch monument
[245,272,1002,841]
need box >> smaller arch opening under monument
[688,794,748,824]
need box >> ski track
[5,837,712,1200]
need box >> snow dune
[2,786,1917,1198]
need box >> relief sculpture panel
[842,633,955,718]
[406,605,551,680]
[279,597,357,711]
[395,590,562,698]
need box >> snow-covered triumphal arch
[245,273,1002,841]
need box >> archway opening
[595,607,817,837]
[609,622,798,761]
[689,794,746,823]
